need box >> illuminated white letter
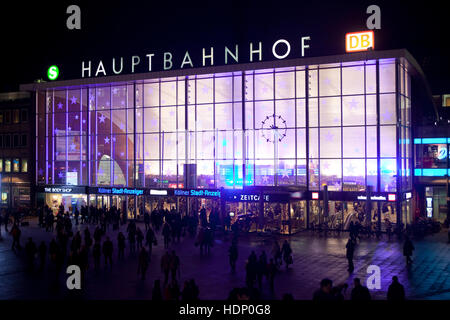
[164,52,173,70]
[366,5,381,29]
[146,53,155,71]
[112,57,123,74]
[301,36,310,57]
[225,45,238,64]
[131,55,140,73]
[95,61,106,77]
[272,39,291,59]
[250,42,262,62]
[202,47,214,66]
[66,5,81,30]
[366,265,381,290]
[66,265,81,289]
[82,61,91,78]
[181,51,193,68]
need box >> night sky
[1,0,449,93]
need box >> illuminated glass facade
[35,58,412,193]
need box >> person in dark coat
[281,240,292,269]
[403,236,415,265]
[350,278,371,300]
[313,278,334,301]
[346,238,356,273]
[387,276,405,300]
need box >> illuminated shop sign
[311,192,319,200]
[426,197,433,218]
[356,195,387,201]
[41,186,87,194]
[98,187,144,196]
[44,187,74,193]
[80,37,311,78]
[405,192,412,199]
[174,189,221,198]
[345,30,374,52]
[149,189,168,196]
[226,192,270,202]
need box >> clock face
[261,114,287,143]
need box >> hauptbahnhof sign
[81,37,312,78]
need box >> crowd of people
[0,201,436,301]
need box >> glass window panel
[244,102,254,129]
[367,159,377,191]
[162,132,177,160]
[308,69,318,97]
[296,159,307,186]
[5,159,11,172]
[278,129,296,158]
[275,72,295,99]
[144,134,159,159]
[215,103,233,130]
[96,87,110,111]
[343,96,364,125]
[67,112,81,135]
[196,78,213,104]
[160,81,177,106]
[162,161,177,188]
[197,132,214,159]
[12,158,20,172]
[127,108,135,133]
[144,161,159,187]
[113,134,128,161]
[255,130,274,159]
[296,71,306,98]
[144,83,159,107]
[216,160,234,188]
[319,68,340,96]
[234,103,242,129]
[380,126,396,157]
[217,131,234,159]
[296,99,306,127]
[197,160,214,188]
[342,66,364,95]
[277,159,296,185]
[197,104,213,130]
[0,159,3,172]
[215,77,233,103]
[111,86,126,109]
[234,130,243,159]
[255,73,274,100]
[244,131,254,159]
[366,126,377,158]
[187,131,196,161]
[320,159,341,191]
[112,109,127,134]
[244,74,253,101]
[144,108,159,132]
[233,76,242,102]
[244,159,254,186]
[275,99,295,128]
[67,136,81,160]
[366,94,377,125]
[308,128,318,158]
[308,98,318,127]
[255,159,274,186]
[97,110,111,134]
[161,107,177,132]
[320,128,341,158]
[366,65,376,94]
[177,132,185,160]
[21,159,28,173]
[177,105,185,131]
[309,159,319,190]
[343,159,365,191]
[255,101,274,129]
[297,128,306,158]
[320,97,341,126]
[379,63,396,93]
[177,80,185,105]
[67,89,81,112]
[380,158,396,192]
[97,159,112,185]
[343,127,365,158]
[380,94,396,125]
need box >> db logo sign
[346,31,374,52]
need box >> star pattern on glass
[48,164,52,168]
[98,168,104,175]
[325,131,334,142]
[72,168,77,172]
[333,182,341,189]
[99,114,106,123]
[82,119,86,124]
[67,126,72,131]
[70,96,77,104]
[70,143,76,151]
[75,115,79,120]
[112,87,118,95]
[58,171,64,179]
[104,136,110,144]
[119,123,125,130]
[38,168,43,175]
[262,86,268,93]
[54,128,59,135]
[278,81,286,89]
[112,137,116,142]
[120,152,125,157]
[322,161,330,170]
[281,169,290,179]
[348,98,359,110]
[82,163,86,167]
[57,102,63,109]
[261,175,269,183]
[97,152,101,156]
[150,119,158,127]
[346,162,356,174]
[323,78,331,85]
[106,101,110,107]
[333,117,340,124]
[201,86,209,94]
[55,151,59,156]
[121,100,125,106]
[89,94,95,102]
[382,110,393,122]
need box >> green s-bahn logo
[47,65,59,81]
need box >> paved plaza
[0,218,449,300]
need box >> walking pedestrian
[387,276,405,301]
[170,250,180,282]
[137,247,149,280]
[136,227,144,250]
[10,223,21,252]
[228,240,238,273]
[346,238,355,273]
[102,237,113,269]
[281,240,292,269]
[145,226,156,260]
[162,222,171,249]
[161,251,171,285]
[272,239,281,267]
[350,278,371,300]
[313,278,334,301]
[403,236,415,265]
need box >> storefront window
[0,159,2,172]
[21,159,28,173]
[5,159,11,172]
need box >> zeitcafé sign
[81,37,311,78]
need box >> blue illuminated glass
[421,138,447,144]
[422,168,447,176]
[413,139,421,144]
[414,169,422,176]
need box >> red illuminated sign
[388,194,396,202]
[312,192,319,200]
